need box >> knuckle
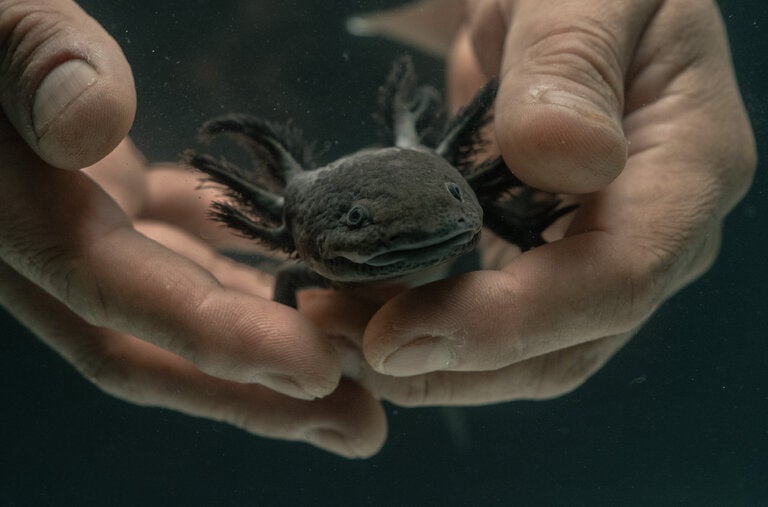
[611,245,669,330]
[58,260,112,327]
[0,202,128,330]
[728,126,758,203]
[698,105,758,211]
[616,196,726,325]
[3,231,112,328]
[679,226,721,288]
[583,237,666,334]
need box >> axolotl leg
[467,157,578,251]
[273,262,333,308]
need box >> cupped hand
[306,0,756,406]
[0,0,385,458]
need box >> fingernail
[380,335,454,376]
[33,60,98,136]
[261,373,322,401]
[300,381,336,400]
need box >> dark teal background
[2,1,766,505]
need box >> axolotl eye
[445,182,463,202]
[345,205,369,227]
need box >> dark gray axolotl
[184,57,576,308]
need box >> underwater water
[1,0,766,505]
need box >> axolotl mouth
[335,229,478,267]
[318,225,481,282]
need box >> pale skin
[313,0,756,405]
[0,0,384,459]
[0,0,755,458]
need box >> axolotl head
[283,147,483,282]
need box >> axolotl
[184,57,575,307]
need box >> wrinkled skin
[301,0,756,406]
[0,0,755,459]
[0,0,384,459]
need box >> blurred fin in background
[346,0,465,57]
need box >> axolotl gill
[184,57,575,307]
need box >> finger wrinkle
[0,5,81,137]
[190,292,339,396]
[517,21,626,105]
[0,3,61,69]
[65,219,338,396]
[65,224,172,327]
[580,231,662,332]
[0,261,380,457]
[0,153,133,292]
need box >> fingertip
[1,1,136,169]
[305,379,388,458]
[260,301,344,398]
[495,80,627,194]
[34,56,136,169]
[362,277,476,374]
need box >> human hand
[0,0,385,457]
[314,0,756,405]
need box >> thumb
[0,0,136,169]
[467,0,657,193]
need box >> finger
[363,231,663,377]
[467,0,660,193]
[0,261,385,458]
[0,0,135,168]
[361,333,631,406]
[298,284,409,343]
[620,0,756,211]
[446,28,488,113]
[140,164,267,251]
[134,220,274,299]
[369,1,755,378]
[84,144,261,252]
[0,148,340,399]
[463,0,507,79]
[299,290,377,344]
[83,138,149,218]
[364,129,729,378]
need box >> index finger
[362,233,658,376]
[0,145,340,399]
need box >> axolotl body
[185,57,574,307]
